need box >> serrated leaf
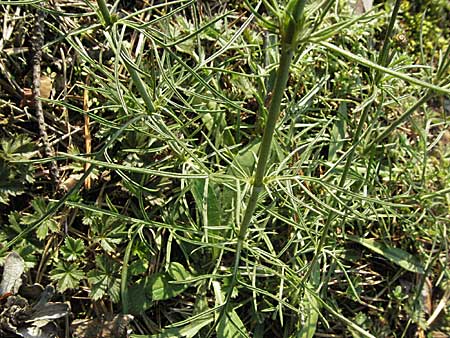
[61,237,85,261]
[50,261,85,292]
[348,236,425,274]
[1,134,34,156]
[22,198,59,240]
[90,215,126,253]
[36,218,59,241]
[0,179,25,205]
[87,255,121,302]
[0,135,35,205]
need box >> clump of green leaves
[0,135,35,204]
[399,0,450,57]
[50,237,86,292]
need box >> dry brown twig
[31,6,59,185]
[83,75,92,189]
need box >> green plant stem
[120,50,155,112]
[233,0,306,280]
[205,2,306,336]
[225,2,305,312]
[221,47,294,314]
[218,47,296,323]
[229,28,299,294]
[376,0,401,76]
[238,46,295,240]
[96,0,112,26]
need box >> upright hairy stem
[233,46,295,276]
[219,0,306,322]
[235,0,305,272]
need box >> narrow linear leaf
[130,313,214,338]
[348,236,425,274]
[320,41,450,95]
[297,264,320,338]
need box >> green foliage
[61,237,86,261]
[23,198,59,240]
[0,1,449,337]
[50,261,85,292]
[0,135,35,204]
[131,313,214,338]
[127,262,191,315]
[348,236,425,274]
[399,0,450,56]
[88,255,121,302]
[86,213,127,253]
